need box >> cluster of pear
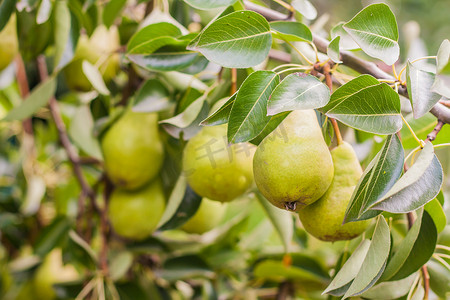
[101,110,166,240]
[64,25,120,92]
[254,110,370,241]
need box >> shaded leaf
[160,255,214,281]
[321,75,402,134]
[127,22,181,53]
[436,39,450,74]
[103,0,126,28]
[3,77,57,121]
[331,22,359,50]
[156,176,187,228]
[53,0,71,69]
[201,93,236,126]
[324,239,371,295]
[381,210,437,281]
[255,192,293,252]
[328,36,342,63]
[360,273,417,299]
[0,0,16,31]
[370,142,443,213]
[187,11,272,68]
[227,70,279,143]
[291,0,317,20]
[254,260,326,283]
[267,73,329,115]
[343,216,390,298]
[343,3,399,65]
[250,111,289,145]
[406,61,441,119]
[82,60,110,95]
[34,216,71,257]
[132,79,171,113]
[424,198,446,233]
[344,134,404,223]
[128,46,198,71]
[270,21,312,42]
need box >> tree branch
[244,1,450,124]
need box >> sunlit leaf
[328,36,342,63]
[270,21,312,42]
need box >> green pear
[253,110,334,211]
[0,15,18,71]
[64,25,120,91]
[183,125,256,202]
[32,249,79,300]
[101,110,164,190]
[108,179,166,240]
[299,142,370,241]
[181,198,227,234]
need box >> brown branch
[244,1,450,125]
[426,120,445,142]
[15,56,34,136]
[231,68,237,95]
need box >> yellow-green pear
[299,142,370,241]
[0,15,18,71]
[183,125,256,202]
[101,110,164,190]
[108,179,166,240]
[64,25,120,91]
[253,110,334,211]
[32,249,79,300]
[181,198,227,234]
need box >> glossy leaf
[3,77,57,121]
[187,11,272,68]
[370,142,443,213]
[183,0,237,9]
[256,192,293,253]
[132,79,171,113]
[343,216,390,298]
[424,198,446,233]
[343,3,399,65]
[321,75,402,134]
[344,134,404,223]
[82,61,110,95]
[267,73,330,115]
[381,210,437,281]
[0,0,16,31]
[406,61,441,119]
[227,71,279,143]
[270,21,312,42]
[328,36,342,63]
[291,0,317,20]
[250,112,289,145]
[201,93,236,126]
[127,22,181,53]
[331,22,359,50]
[324,239,371,295]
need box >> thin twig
[426,120,445,142]
[322,62,343,145]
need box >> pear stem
[322,62,343,145]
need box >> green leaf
[68,105,103,160]
[328,36,342,63]
[187,11,272,68]
[291,0,317,20]
[344,134,404,223]
[103,0,126,28]
[34,216,71,257]
[201,93,236,126]
[424,198,446,233]
[324,239,372,295]
[381,210,437,281]
[250,112,289,145]
[370,142,443,213]
[431,75,450,98]
[360,273,417,299]
[343,216,390,298]
[0,0,16,31]
[132,79,171,113]
[427,260,450,298]
[128,48,198,71]
[254,259,326,283]
[255,192,293,253]
[267,73,330,115]
[3,77,57,121]
[156,176,187,228]
[436,39,450,74]
[37,0,52,24]
[161,255,214,281]
[406,61,441,119]
[343,3,399,65]
[227,70,279,143]
[127,22,181,53]
[53,0,71,69]
[183,0,237,10]
[82,60,110,95]
[321,75,402,134]
[270,21,312,42]
[331,22,359,50]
